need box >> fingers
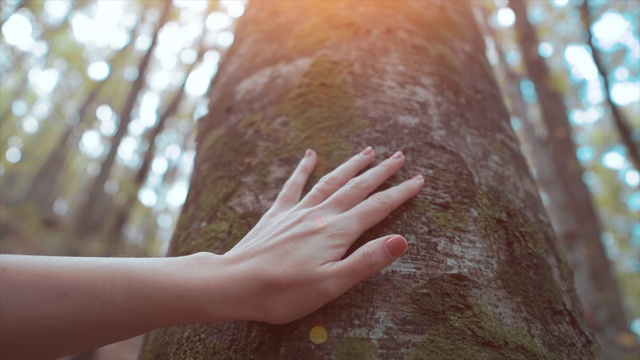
[297,147,376,209]
[273,149,317,209]
[328,235,408,295]
[343,175,424,233]
[324,151,407,212]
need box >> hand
[219,147,424,324]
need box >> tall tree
[579,0,640,170]
[140,1,599,358]
[73,0,172,237]
[509,0,634,358]
[105,24,209,254]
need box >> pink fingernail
[305,149,314,158]
[391,151,403,160]
[361,146,374,155]
[412,174,423,181]
[385,236,407,257]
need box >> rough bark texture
[510,1,633,358]
[141,1,599,358]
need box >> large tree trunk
[509,1,633,358]
[140,1,599,358]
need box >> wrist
[180,252,254,324]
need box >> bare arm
[0,147,424,359]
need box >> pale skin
[0,147,424,359]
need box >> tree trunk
[105,26,208,255]
[141,1,599,358]
[73,0,172,237]
[509,0,633,358]
[579,0,640,170]
[22,83,103,219]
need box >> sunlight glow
[602,150,626,170]
[157,212,173,228]
[21,116,39,134]
[216,31,235,48]
[44,0,71,26]
[29,68,60,96]
[96,104,114,122]
[611,82,640,106]
[592,12,631,50]
[206,11,232,31]
[139,92,160,127]
[496,8,515,28]
[139,187,158,208]
[152,157,169,174]
[165,143,182,160]
[220,0,246,18]
[117,136,140,167]
[5,147,22,163]
[80,130,104,159]
[11,100,28,117]
[87,61,111,81]
[167,181,188,208]
[538,42,554,58]
[564,45,598,80]
[625,170,640,187]
[2,12,34,51]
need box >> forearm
[0,253,216,359]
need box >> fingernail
[391,151,403,160]
[412,174,423,181]
[385,236,407,257]
[305,149,314,158]
[361,146,374,155]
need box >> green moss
[335,337,378,360]
[406,273,550,359]
[404,145,476,237]
[242,54,363,186]
[475,190,586,353]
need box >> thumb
[334,235,408,291]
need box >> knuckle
[320,278,343,299]
[360,245,379,272]
[347,178,368,191]
[319,174,340,188]
[372,193,394,213]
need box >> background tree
[140,1,599,358]
[509,0,634,357]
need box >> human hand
[217,147,424,324]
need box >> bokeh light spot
[87,61,111,81]
[309,326,328,345]
[5,147,22,163]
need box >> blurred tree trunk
[105,85,184,254]
[73,1,172,237]
[22,84,102,220]
[22,18,141,224]
[510,0,635,358]
[140,1,599,358]
[579,0,640,170]
[0,71,28,127]
[105,28,207,254]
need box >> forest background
[0,0,638,359]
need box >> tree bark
[510,0,634,358]
[141,1,599,358]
